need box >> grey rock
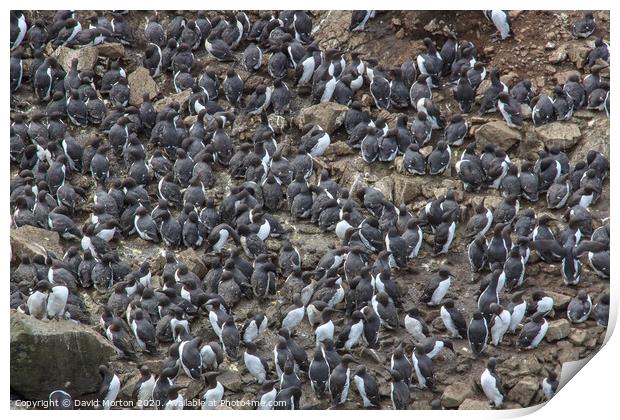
[10,311,116,400]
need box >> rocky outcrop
[571,115,610,160]
[546,319,571,342]
[51,46,99,72]
[535,122,582,150]
[503,354,543,377]
[546,291,572,310]
[569,328,589,346]
[392,174,424,204]
[178,247,208,279]
[155,89,192,112]
[218,367,245,392]
[10,311,117,400]
[474,120,522,151]
[548,40,592,69]
[507,377,539,406]
[128,66,159,106]
[293,102,349,134]
[96,43,125,59]
[10,225,63,259]
[441,381,474,408]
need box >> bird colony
[10,10,610,411]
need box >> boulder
[10,311,116,400]
[293,102,349,134]
[563,40,593,69]
[571,116,609,160]
[546,291,572,310]
[568,328,589,346]
[97,43,125,59]
[516,129,544,161]
[546,319,571,342]
[127,66,159,106]
[218,365,244,392]
[459,399,490,410]
[178,247,208,279]
[507,377,539,406]
[10,225,63,259]
[548,47,567,64]
[51,46,98,72]
[174,374,206,402]
[535,122,582,150]
[503,354,542,376]
[323,141,354,161]
[373,176,394,202]
[557,341,581,363]
[441,381,474,408]
[155,88,192,112]
[474,120,522,151]
[392,174,424,204]
[500,72,519,86]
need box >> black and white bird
[573,12,596,38]
[417,38,443,87]
[497,92,523,128]
[420,267,453,306]
[440,300,468,339]
[485,10,513,40]
[480,358,504,408]
[567,290,592,323]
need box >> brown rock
[546,291,572,310]
[474,120,522,151]
[502,354,542,376]
[155,88,192,112]
[442,381,474,408]
[546,319,571,342]
[554,70,580,85]
[97,43,125,59]
[373,176,394,202]
[51,46,98,72]
[293,102,349,134]
[548,47,567,64]
[500,72,519,85]
[128,66,159,106]
[571,116,609,160]
[569,328,588,346]
[564,41,592,69]
[218,365,244,392]
[535,122,581,149]
[507,377,539,406]
[11,225,63,259]
[459,399,490,410]
[323,141,353,161]
[557,342,580,363]
[392,174,423,204]
[377,110,400,128]
[178,247,208,278]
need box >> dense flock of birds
[10,10,610,410]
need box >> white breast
[430,278,451,305]
[481,369,503,406]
